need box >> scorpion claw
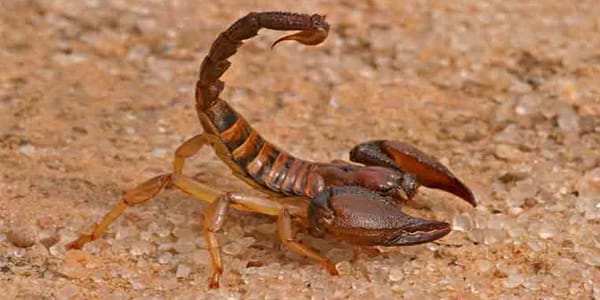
[350,140,476,206]
[309,187,452,246]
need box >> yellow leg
[65,174,171,249]
[174,176,336,286]
[174,133,244,175]
[67,134,333,288]
[174,134,219,174]
[202,195,229,288]
[277,209,338,275]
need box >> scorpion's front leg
[349,140,476,206]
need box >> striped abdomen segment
[202,99,322,196]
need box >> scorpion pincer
[66,11,476,288]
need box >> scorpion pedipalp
[350,140,476,206]
[308,186,451,246]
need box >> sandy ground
[1,0,599,299]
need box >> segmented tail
[195,11,329,109]
[195,12,329,197]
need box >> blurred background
[0,1,598,299]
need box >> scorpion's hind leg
[67,133,223,250]
[66,174,172,249]
[349,140,476,206]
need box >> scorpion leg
[349,140,476,206]
[174,133,245,175]
[172,175,336,287]
[67,132,234,250]
[174,134,213,175]
[277,209,338,275]
[202,195,229,288]
[66,174,172,249]
[67,171,317,288]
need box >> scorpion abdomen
[202,98,321,197]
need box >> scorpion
[66,11,476,288]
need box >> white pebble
[388,268,404,282]
[222,242,242,256]
[158,252,173,265]
[176,264,191,278]
[174,240,196,253]
[452,213,473,232]
[475,259,493,273]
[238,236,256,248]
[129,278,147,291]
[502,273,524,288]
[538,223,557,239]
[151,147,167,158]
[557,106,580,132]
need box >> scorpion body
[67,12,476,288]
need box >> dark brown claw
[350,140,476,206]
[308,186,452,246]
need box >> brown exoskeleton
[66,11,476,288]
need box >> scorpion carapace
[66,11,476,288]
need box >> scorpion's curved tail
[195,11,329,110]
[193,12,329,197]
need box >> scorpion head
[308,186,451,246]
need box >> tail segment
[195,12,329,110]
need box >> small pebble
[129,240,154,256]
[494,144,522,161]
[8,225,37,248]
[129,278,147,291]
[57,283,80,300]
[151,147,167,158]
[557,106,580,132]
[238,236,256,248]
[158,252,173,265]
[57,259,89,279]
[174,240,197,253]
[538,223,557,239]
[388,268,404,282]
[475,259,493,273]
[176,264,191,278]
[192,249,210,265]
[335,261,353,276]
[222,242,242,256]
[502,273,525,288]
[452,213,473,232]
